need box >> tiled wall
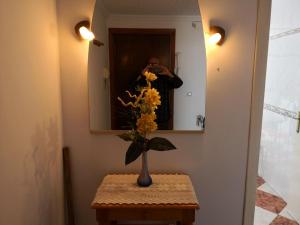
[259,0,300,222]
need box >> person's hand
[142,65,151,75]
[159,65,173,77]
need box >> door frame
[243,0,272,225]
[108,28,176,129]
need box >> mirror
[88,0,206,132]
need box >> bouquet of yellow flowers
[117,71,176,186]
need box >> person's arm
[159,65,183,88]
[130,71,148,92]
[167,72,183,88]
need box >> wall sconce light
[208,26,225,46]
[74,20,104,47]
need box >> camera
[148,66,162,74]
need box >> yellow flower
[144,88,161,108]
[144,71,157,81]
[136,113,158,135]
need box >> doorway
[108,28,175,130]
[252,0,300,224]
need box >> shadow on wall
[22,117,61,225]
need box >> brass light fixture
[208,26,225,46]
[74,20,103,47]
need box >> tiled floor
[254,176,299,225]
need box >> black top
[134,73,183,124]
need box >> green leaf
[136,134,147,143]
[147,137,176,151]
[125,142,145,165]
[117,133,134,141]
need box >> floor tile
[254,206,278,225]
[270,215,299,225]
[280,207,297,221]
[257,176,266,188]
[258,183,280,197]
[256,190,287,214]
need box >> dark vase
[137,151,152,187]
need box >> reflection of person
[134,57,183,130]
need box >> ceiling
[102,0,200,16]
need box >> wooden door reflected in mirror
[109,28,176,130]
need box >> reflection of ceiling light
[209,26,225,46]
[74,20,104,47]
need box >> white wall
[57,0,258,225]
[88,0,110,131]
[0,0,64,225]
[258,0,300,221]
[243,1,272,224]
[106,15,206,130]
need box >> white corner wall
[57,0,258,225]
[0,0,64,225]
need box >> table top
[91,174,199,209]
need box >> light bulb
[79,26,95,41]
[208,33,222,45]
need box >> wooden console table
[91,174,199,225]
